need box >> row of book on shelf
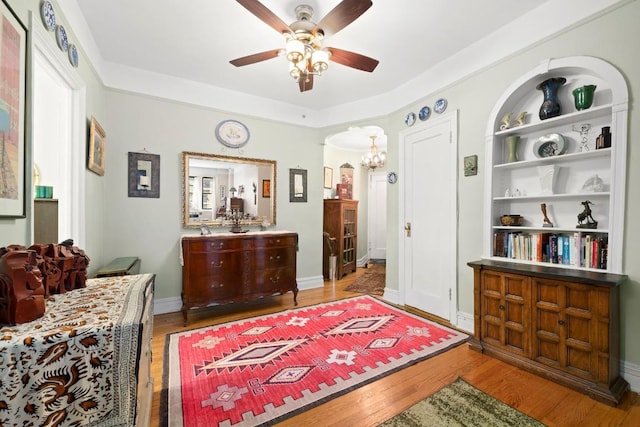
[493,231,608,270]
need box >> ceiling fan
[230,0,379,92]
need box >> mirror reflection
[182,152,276,228]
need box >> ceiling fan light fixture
[285,38,305,63]
[312,49,329,73]
[288,61,301,80]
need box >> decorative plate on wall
[215,120,250,148]
[68,44,79,68]
[434,98,448,114]
[40,1,56,32]
[418,106,431,121]
[56,25,69,52]
[405,112,416,127]
[387,171,398,184]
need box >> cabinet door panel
[533,278,598,380]
[480,271,530,356]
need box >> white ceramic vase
[537,165,560,195]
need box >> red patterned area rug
[162,295,468,427]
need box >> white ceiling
[59,0,621,138]
[69,0,544,111]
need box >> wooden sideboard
[181,231,298,324]
[468,259,629,405]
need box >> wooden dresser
[468,260,629,405]
[323,199,358,279]
[181,231,298,324]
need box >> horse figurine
[577,200,597,228]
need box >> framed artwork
[88,116,106,176]
[127,152,160,198]
[289,168,307,203]
[339,163,354,200]
[202,176,213,192]
[464,155,478,176]
[202,192,212,210]
[323,167,333,189]
[262,179,271,198]
[219,185,226,201]
[0,1,27,218]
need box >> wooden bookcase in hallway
[323,199,358,279]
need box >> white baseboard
[456,311,474,333]
[381,287,400,305]
[154,296,181,315]
[622,359,640,393]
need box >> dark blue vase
[536,77,566,120]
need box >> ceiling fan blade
[299,74,314,92]
[314,0,372,38]
[236,0,291,34]
[328,47,379,72]
[230,49,281,67]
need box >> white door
[399,111,457,321]
[368,171,387,260]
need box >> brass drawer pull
[270,276,280,283]
[210,242,224,248]
[211,283,224,288]
[211,260,224,268]
[269,255,281,261]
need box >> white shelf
[483,56,628,273]
[494,148,611,169]
[494,191,609,201]
[483,256,608,272]
[492,226,609,234]
[494,104,611,137]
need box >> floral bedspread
[0,273,154,426]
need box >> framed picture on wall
[127,152,160,198]
[88,116,106,176]
[262,179,271,198]
[0,0,27,218]
[289,168,307,202]
[323,167,333,189]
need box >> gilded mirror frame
[181,151,276,228]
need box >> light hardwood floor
[150,266,640,426]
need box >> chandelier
[284,6,330,86]
[361,135,386,170]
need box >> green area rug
[379,378,545,427]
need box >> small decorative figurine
[514,112,527,127]
[499,113,512,130]
[541,203,553,227]
[577,200,597,229]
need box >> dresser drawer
[248,235,297,249]
[188,252,243,273]
[253,247,296,269]
[246,267,296,295]
[185,238,244,252]
[186,272,242,304]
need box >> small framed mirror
[182,151,276,228]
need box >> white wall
[103,91,323,300]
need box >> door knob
[404,222,411,237]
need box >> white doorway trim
[30,15,86,246]
[398,110,458,324]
